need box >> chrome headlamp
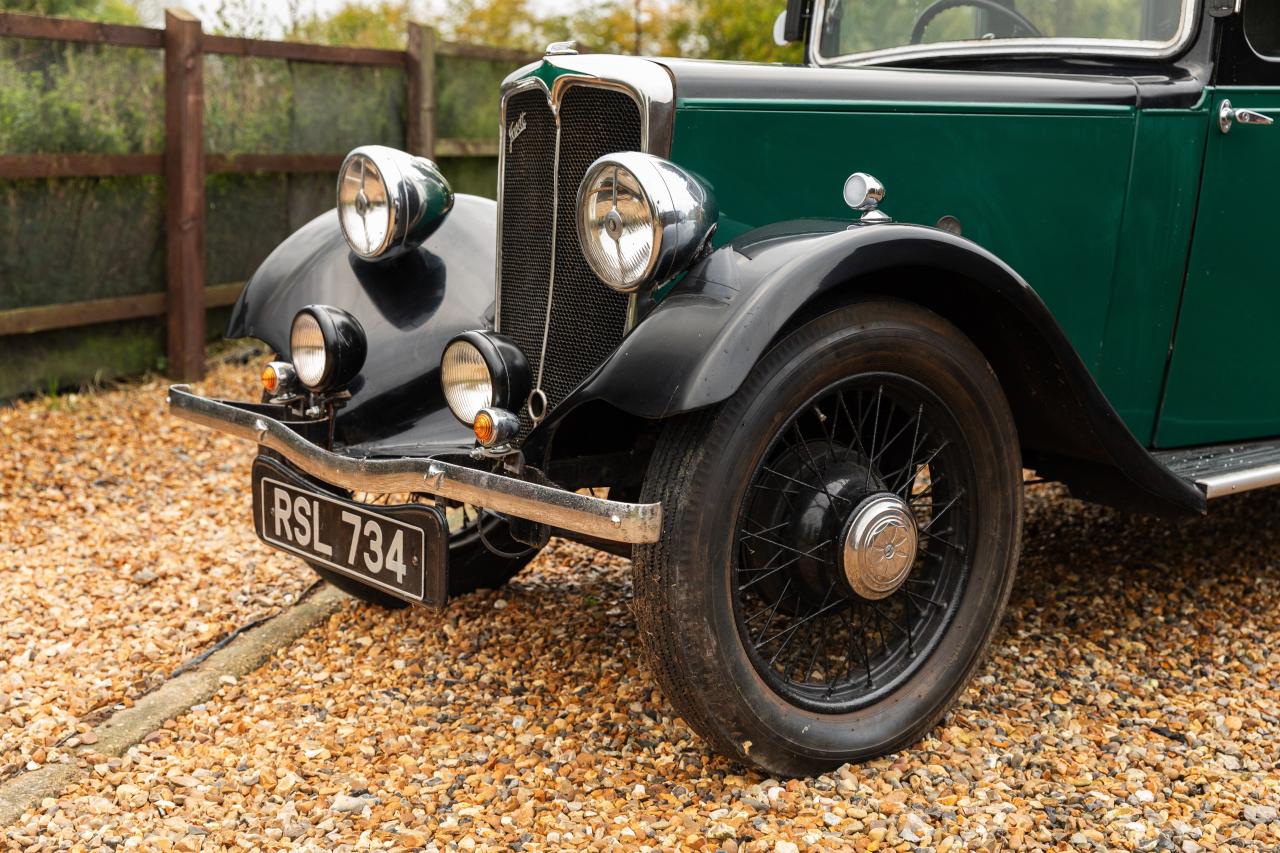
[576,152,717,292]
[289,305,367,392]
[337,145,454,261]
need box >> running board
[1153,440,1280,499]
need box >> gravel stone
[330,793,376,814]
[1245,805,1278,824]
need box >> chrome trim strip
[494,77,549,333]
[808,0,1200,68]
[167,385,663,544]
[499,55,675,155]
[494,56,675,336]
[1199,465,1280,499]
[531,114,564,408]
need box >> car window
[819,0,1190,62]
[1245,0,1280,58]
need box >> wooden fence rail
[0,9,536,381]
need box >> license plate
[251,457,448,607]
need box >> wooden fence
[0,9,537,381]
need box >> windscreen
[818,0,1191,61]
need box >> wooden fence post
[164,8,206,381]
[406,22,437,159]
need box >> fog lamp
[289,305,367,392]
[441,331,530,426]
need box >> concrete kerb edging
[0,584,349,826]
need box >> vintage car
[170,0,1280,775]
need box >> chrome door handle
[1219,99,1275,134]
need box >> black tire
[312,512,535,609]
[633,300,1022,776]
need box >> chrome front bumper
[167,385,662,544]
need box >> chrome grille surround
[495,57,674,437]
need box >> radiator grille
[497,84,641,434]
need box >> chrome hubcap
[843,493,918,600]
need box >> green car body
[658,52,1265,451]
[671,92,1203,445]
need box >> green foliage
[422,0,801,61]
[0,177,164,311]
[667,0,803,62]
[0,0,138,24]
[0,318,163,400]
[288,62,405,151]
[440,0,547,50]
[285,0,804,62]
[435,155,497,197]
[202,56,293,155]
[207,0,275,38]
[200,54,405,156]
[0,39,163,153]
[542,2,666,56]
[289,0,410,48]
[436,54,508,138]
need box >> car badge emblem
[507,112,527,152]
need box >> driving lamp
[576,152,717,292]
[337,145,453,261]
[441,331,531,426]
[289,305,368,392]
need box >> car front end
[168,54,719,598]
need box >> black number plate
[251,457,448,607]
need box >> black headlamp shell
[293,304,368,392]
[443,330,531,423]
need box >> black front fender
[227,194,497,455]
[569,220,1203,519]
[579,221,989,418]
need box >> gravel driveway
[5,365,1280,850]
[0,361,314,778]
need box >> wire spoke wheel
[732,374,974,713]
[633,301,1022,774]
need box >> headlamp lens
[290,312,328,389]
[578,163,655,292]
[337,154,392,258]
[441,340,494,424]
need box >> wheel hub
[745,443,881,605]
[842,493,918,600]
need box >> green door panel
[1093,108,1209,445]
[1156,88,1280,448]
[671,102,1140,424]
